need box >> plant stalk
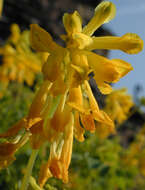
[20,149,38,190]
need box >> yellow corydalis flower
[104,88,134,124]
[0,24,47,87]
[38,113,74,186]
[30,2,143,95]
[0,1,143,187]
[68,81,115,140]
[0,118,29,170]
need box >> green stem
[29,176,43,190]
[47,95,61,119]
[20,149,38,190]
[43,95,61,131]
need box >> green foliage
[0,82,34,132]
[70,135,139,190]
[0,81,34,189]
[0,81,145,190]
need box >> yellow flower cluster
[104,88,134,124]
[123,125,145,176]
[0,24,47,87]
[0,1,143,187]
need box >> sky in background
[104,0,145,96]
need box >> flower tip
[10,23,20,32]
[95,1,116,23]
[30,23,38,32]
[30,23,56,53]
[83,1,116,36]
[111,59,133,79]
[63,11,82,34]
[121,33,144,54]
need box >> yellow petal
[70,53,91,86]
[63,11,82,35]
[95,122,115,139]
[0,133,29,169]
[41,114,74,185]
[71,32,93,49]
[97,83,113,94]
[30,24,62,53]
[85,51,119,82]
[29,120,46,149]
[84,80,100,112]
[48,106,71,134]
[60,113,74,169]
[42,55,61,82]
[120,33,144,54]
[84,81,113,125]
[111,59,133,77]
[104,88,133,124]
[99,110,115,127]
[68,102,89,114]
[39,162,52,188]
[80,114,95,133]
[95,111,115,139]
[8,24,21,44]
[27,80,52,121]
[86,33,143,54]
[43,100,71,142]
[42,49,68,82]
[83,51,119,94]
[71,51,89,68]
[68,86,83,106]
[48,159,66,183]
[49,75,67,96]
[67,86,90,114]
[83,1,116,36]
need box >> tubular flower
[30,1,143,94]
[0,1,143,187]
[0,24,48,87]
[0,118,29,168]
[104,88,134,124]
[67,80,115,140]
[39,113,74,187]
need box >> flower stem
[29,176,43,190]
[20,149,38,190]
[43,95,61,131]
